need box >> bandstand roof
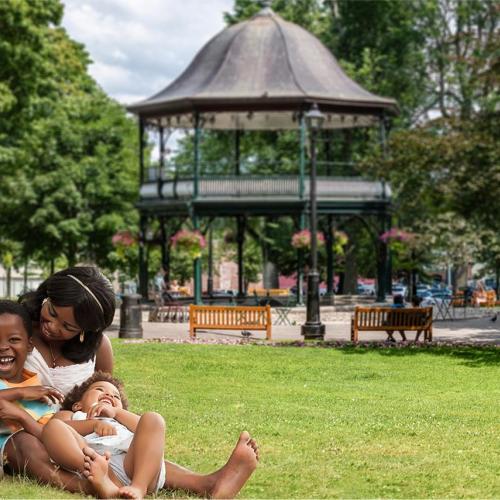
[127,7,398,130]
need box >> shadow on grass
[274,341,500,367]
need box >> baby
[42,371,165,499]
[0,300,63,477]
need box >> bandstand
[127,5,398,304]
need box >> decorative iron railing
[139,175,390,201]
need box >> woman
[7,266,257,498]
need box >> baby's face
[76,381,124,413]
[0,314,31,383]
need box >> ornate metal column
[296,113,306,305]
[207,227,214,296]
[138,118,148,298]
[301,104,325,340]
[324,132,335,304]
[193,113,202,304]
[138,215,149,299]
[237,216,245,297]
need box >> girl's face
[74,381,124,413]
[39,298,82,343]
[0,313,32,383]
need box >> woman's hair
[62,370,128,411]
[19,266,116,363]
[0,300,33,337]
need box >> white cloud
[61,0,234,105]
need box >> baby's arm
[0,399,44,439]
[86,403,140,433]
[112,408,140,433]
[53,410,118,437]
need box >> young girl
[42,371,165,500]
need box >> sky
[61,0,234,105]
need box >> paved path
[107,311,500,345]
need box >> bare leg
[210,431,259,499]
[163,432,258,499]
[5,431,93,495]
[120,412,166,499]
[163,460,218,496]
[42,418,88,472]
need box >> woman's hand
[17,386,64,405]
[92,420,117,437]
[86,402,117,419]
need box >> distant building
[0,265,44,298]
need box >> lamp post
[301,103,326,340]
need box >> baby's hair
[0,300,33,337]
[62,371,129,411]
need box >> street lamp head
[305,103,325,130]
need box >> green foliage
[0,0,138,274]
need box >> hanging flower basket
[291,229,325,250]
[380,228,415,244]
[112,230,137,247]
[171,229,206,259]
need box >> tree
[0,1,139,275]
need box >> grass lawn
[1,341,499,498]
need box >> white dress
[72,411,133,456]
[25,347,95,396]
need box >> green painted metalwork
[299,114,305,200]
[193,113,202,304]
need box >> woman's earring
[80,331,85,343]
[42,298,48,306]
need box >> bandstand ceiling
[127,7,398,130]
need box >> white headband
[67,274,104,314]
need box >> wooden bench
[351,306,433,342]
[249,288,290,297]
[189,305,272,340]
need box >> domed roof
[128,7,398,129]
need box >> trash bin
[119,294,143,339]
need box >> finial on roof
[255,0,274,16]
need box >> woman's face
[39,298,82,343]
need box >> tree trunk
[6,266,11,298]
[263,261,279,289]
[343,241,358,294]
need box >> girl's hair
[0,300,33,337]
[62,371,128,411]
[19,266,116,363]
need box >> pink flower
[291,229,325,249]
[112,231,136,247]
[380,228,415,243]
[171,229,206,258]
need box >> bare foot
[211,431,259,499]
[118,485,145,499]
[82,446,120,499]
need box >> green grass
[2,342,499,498]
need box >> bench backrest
[190,304,271,330]
[354,307,432,330]
[250,288,290,297]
